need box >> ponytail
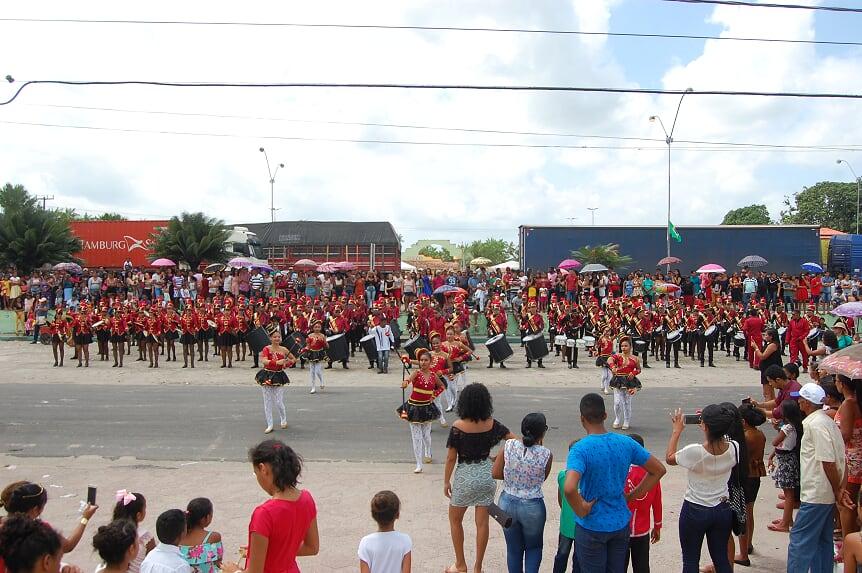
[249,440,303,491]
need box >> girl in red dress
[397,349,445,473]
[442,326,476,413]
[608,336,642,430]
[304,321,328,394]
[255,330,296,434]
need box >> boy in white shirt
[141,510,192,573]
[358,491,412,573]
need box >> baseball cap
[798,383,825,405]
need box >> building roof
[237,221,400,246]
[820,227,846,238]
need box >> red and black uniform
[304,333,327,362]
[216,313,238,347]
[146,314,164,343]
[525,311,545,367]
[72,312,93,345]
[109,315,128,343]
[396,370,443,423]
[608,353,642,389]
[255,346,292,386]
[180,312,200,345]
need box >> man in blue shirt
[564,393,666,573]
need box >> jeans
[783,293,795,311]
[574,524,629,573]
[742,291,753,309]
[498,493,547,573]
[552,534,581,573]
[627,534,650,573]
[377,349,390,371]
[678,500,732,573]
[787,502,835,573]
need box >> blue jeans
[574,523,629,573]
[678,500,732,573]
[783,293,795,311]
[498,493,546,573]
[377,349,389,371]
[552,533,581,573]
[742,292,753,310]
[787,502,835,573]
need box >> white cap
[799,382,825,405]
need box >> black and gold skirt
[609,375,642,390]
[255,369,289,386]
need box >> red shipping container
[70,221,169,268]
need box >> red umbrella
[658,256,681,266]
[293,259,318,270]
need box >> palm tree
[0,183,82,273]
[571,243,633,270]
[150,212,230,270]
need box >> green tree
[721,204,772,225]
[781,181,858,232]
[150,212,230,270]
[0,183,82,273]
[463,238,518,265]
[571,243,633,270]
[54,208,127,222]
[418,245,453,262]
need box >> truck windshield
[248,238,263,259]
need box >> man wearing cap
[787,382,845,573]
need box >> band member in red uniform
[697,308,717,368]
[525,302,545,368]
[304,320,328,393]
[608,336,642,430]
[216,307,237,368]
[442,326,475,413]
[787,306,810,369]
[684,309,699,359]
[163,305,180,363]
[663,308,682,369]
[196,302,214,362]
[72,304,93,368]
[235,306,249,363]
[48,309,70,367]
[486,303,508,369]
[325,306,350,370]
[596,326,615,394]
[255,329,296,434]
[397,348,445,473]
[146,309,164,368]
[179,305,200,368]
[109,310,128,368]
[95,308,110,362]
[633,308,652,369]
[742,308,764,370]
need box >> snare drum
[583,336,596,348]
[576,339,586,349]
[704,325,717,340]
[554,335,567,347]
[666,329,682,344]
[566,338,576,348]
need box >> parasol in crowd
[696,263,726,274]
[53,262,82,273]
[335,261,356,271]
[832,302,862,318]
[580,263,608,273]
[316,262,339,273]
[558,259,582,271]
[433,284,463,296]
[293,259,318,270]
[470,257,492,266]
[150,258,176,267]
[228,256,255,268]
[204,263,226,274]
[657,256,681,266]
[802,262,823,273]
[819,344,862,380]
[738,255,768,268]
[654,282,681,294]
[252,263,275,273]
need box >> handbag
[488,501,512,528]
[728,441,747,536]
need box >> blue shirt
[566,433,650,532]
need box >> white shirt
[800,409,845,504]
[777,424,797,451]
[357,531,412,573]
[140,544,191,573]
[373,325,395,351]
[675,440,738,507]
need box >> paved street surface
[1,340,789,572]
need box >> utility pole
[35,195,54,209]
[587,207,598,226]
[259,147,285,223]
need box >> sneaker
[621,425,630,431]
[440,419,448,427]
[445,405,454,412]
[423,456,432,464]
[264,425,273,434]
[310,388,317,394]
[602,388,609,395]
[280,422,288,429]
[612,422,621,429]
[413,466,423,474]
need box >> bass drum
[704,325,718,341]
[733,332,747,348]
[326,333,349,363]
[484,333,514,363]
[523,333,549,360]
[632,337,648,353]
[666,329,683,344]
[286,332,306,358]
[404,335,430,359]
[246,326,271,354]
[389,320,402,349]
[806,327,821,350]
[360,334,378,362]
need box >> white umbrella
[400,261,417,271]
[580,263,609,273]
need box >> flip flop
[444,566,467,573]
[767,523,791,533]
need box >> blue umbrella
[801,262,823,273]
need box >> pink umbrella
[658,256,682,266]
[820,344,862,380]
[316,262,339,273]
[654,282,681,294]
[695,263,726,274]
[150,258,176,267]
[335,261,356,271]
[558,259,581,270]
[831,302,862,318]
[293,259,318,270]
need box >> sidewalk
[2,455,792,572]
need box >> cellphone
[684,414,702,425]
[87,486,97,505]
[741,397,752,404]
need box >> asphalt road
[1,383,753,463]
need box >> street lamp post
[587,207,598,226]
[837,159,861,235]
[259,147,285,223]
[650,87,693,271]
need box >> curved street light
[260,147,285,223]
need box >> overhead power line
[2,119,860,153]
[0,17,859,46]
[26,103,862,151]
[2,80,861,107]
[661,0,862,13]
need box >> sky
[1,0,861,247]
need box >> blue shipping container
[519,225,821,275]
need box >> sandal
[767,523,791,533]
[444,567,467,573]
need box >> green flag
[669,220,682,243]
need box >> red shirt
[248,493,317,573]
[565,273,578,291]
[625,466,663,537]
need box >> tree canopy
[571,243,633,269]
[0,183,82,273]
[781,181,858,232]
[462,238,518,265]
[55,208,127,222]
[150,212,230,270]
[721,204,772,225]
[418,245,454,262]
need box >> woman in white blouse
[492,413,553,573]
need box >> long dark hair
[249,440,303,491]
[521,413,547,448]
[781,400,804,454]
